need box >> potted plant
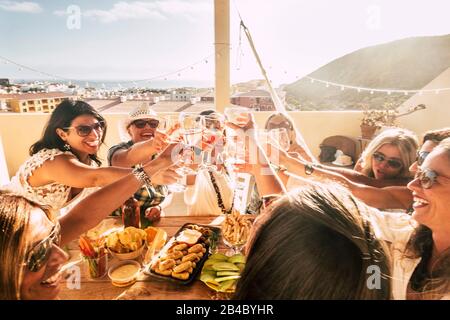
[359,103,425,139]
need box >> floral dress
[4,148,98,216]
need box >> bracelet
[132,164,153,187]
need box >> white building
[170,88,193,101]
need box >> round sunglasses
[23,223,61,272]
[372,152,403,169]
[64,121,105,137]
[131,119,160,129]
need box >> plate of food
[200,252,246,293]
[145,223,220,285]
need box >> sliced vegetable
[214,275,241,283]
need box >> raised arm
[29,154,138,188]
[110,131,168,167]
[59,144,180,245]
[227,119,285,197]
[310,163,410,187]
[278,151,412,209]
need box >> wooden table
[59,215,226,300]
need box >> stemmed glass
[200,113,225,171]
[224,106,252,128]
[163,112,204,193]
[157,114,181,143]
[157,115,186,192]
[268,128,290,152]
[179,112,204,172]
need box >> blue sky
[0,0,449,86]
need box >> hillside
[284,34,450,110]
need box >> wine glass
[200,113,225,171]
[268,128,290,152]
[221,211,254,255]
[157,114,181,143]
[179,112,204,171]
[224,106,252,128]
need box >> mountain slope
[284,34,450,110]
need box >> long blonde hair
[0,193,34,300]
[358,128,418,179]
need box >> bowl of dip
[108,260,141,287]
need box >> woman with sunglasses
[353,128,418,186]
[0,142,180,300]
[276,128,450,211]
[387,137,450,300]
[278,126,419,188]
[4,100,169,216]
[235,118,450,299]
[108,104,171,226]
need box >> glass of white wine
[268,128,290,152]
[201,113,225,171]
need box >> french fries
[222,211,253,246]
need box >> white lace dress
[4,148,98,215]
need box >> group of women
[0,99,449,300]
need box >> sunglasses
[414,168,450,189]
[416,151,430,166]
[131,119,160,129]
[373,152,403,169]
[24,223,61,272]
[64,122,105,137]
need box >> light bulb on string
[404,91,408,96]
[370,90,374,95]
[341,86,345,91]
[387,91,391,95]
[325,83,329,88]
[357,88,361,93]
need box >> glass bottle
[121,197,140,228]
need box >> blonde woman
[354,128,419,183]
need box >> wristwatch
[305,163,314,175]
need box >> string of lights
[304,76,450,95]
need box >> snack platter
[145,223,220,285]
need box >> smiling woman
[404,138,450,299]
[2,100,166,216]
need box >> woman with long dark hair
[5,100,168,215]
[234,183,392,300]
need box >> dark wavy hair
[29,100,106,166]
[234,183,391,300]
[406,138,450,298]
